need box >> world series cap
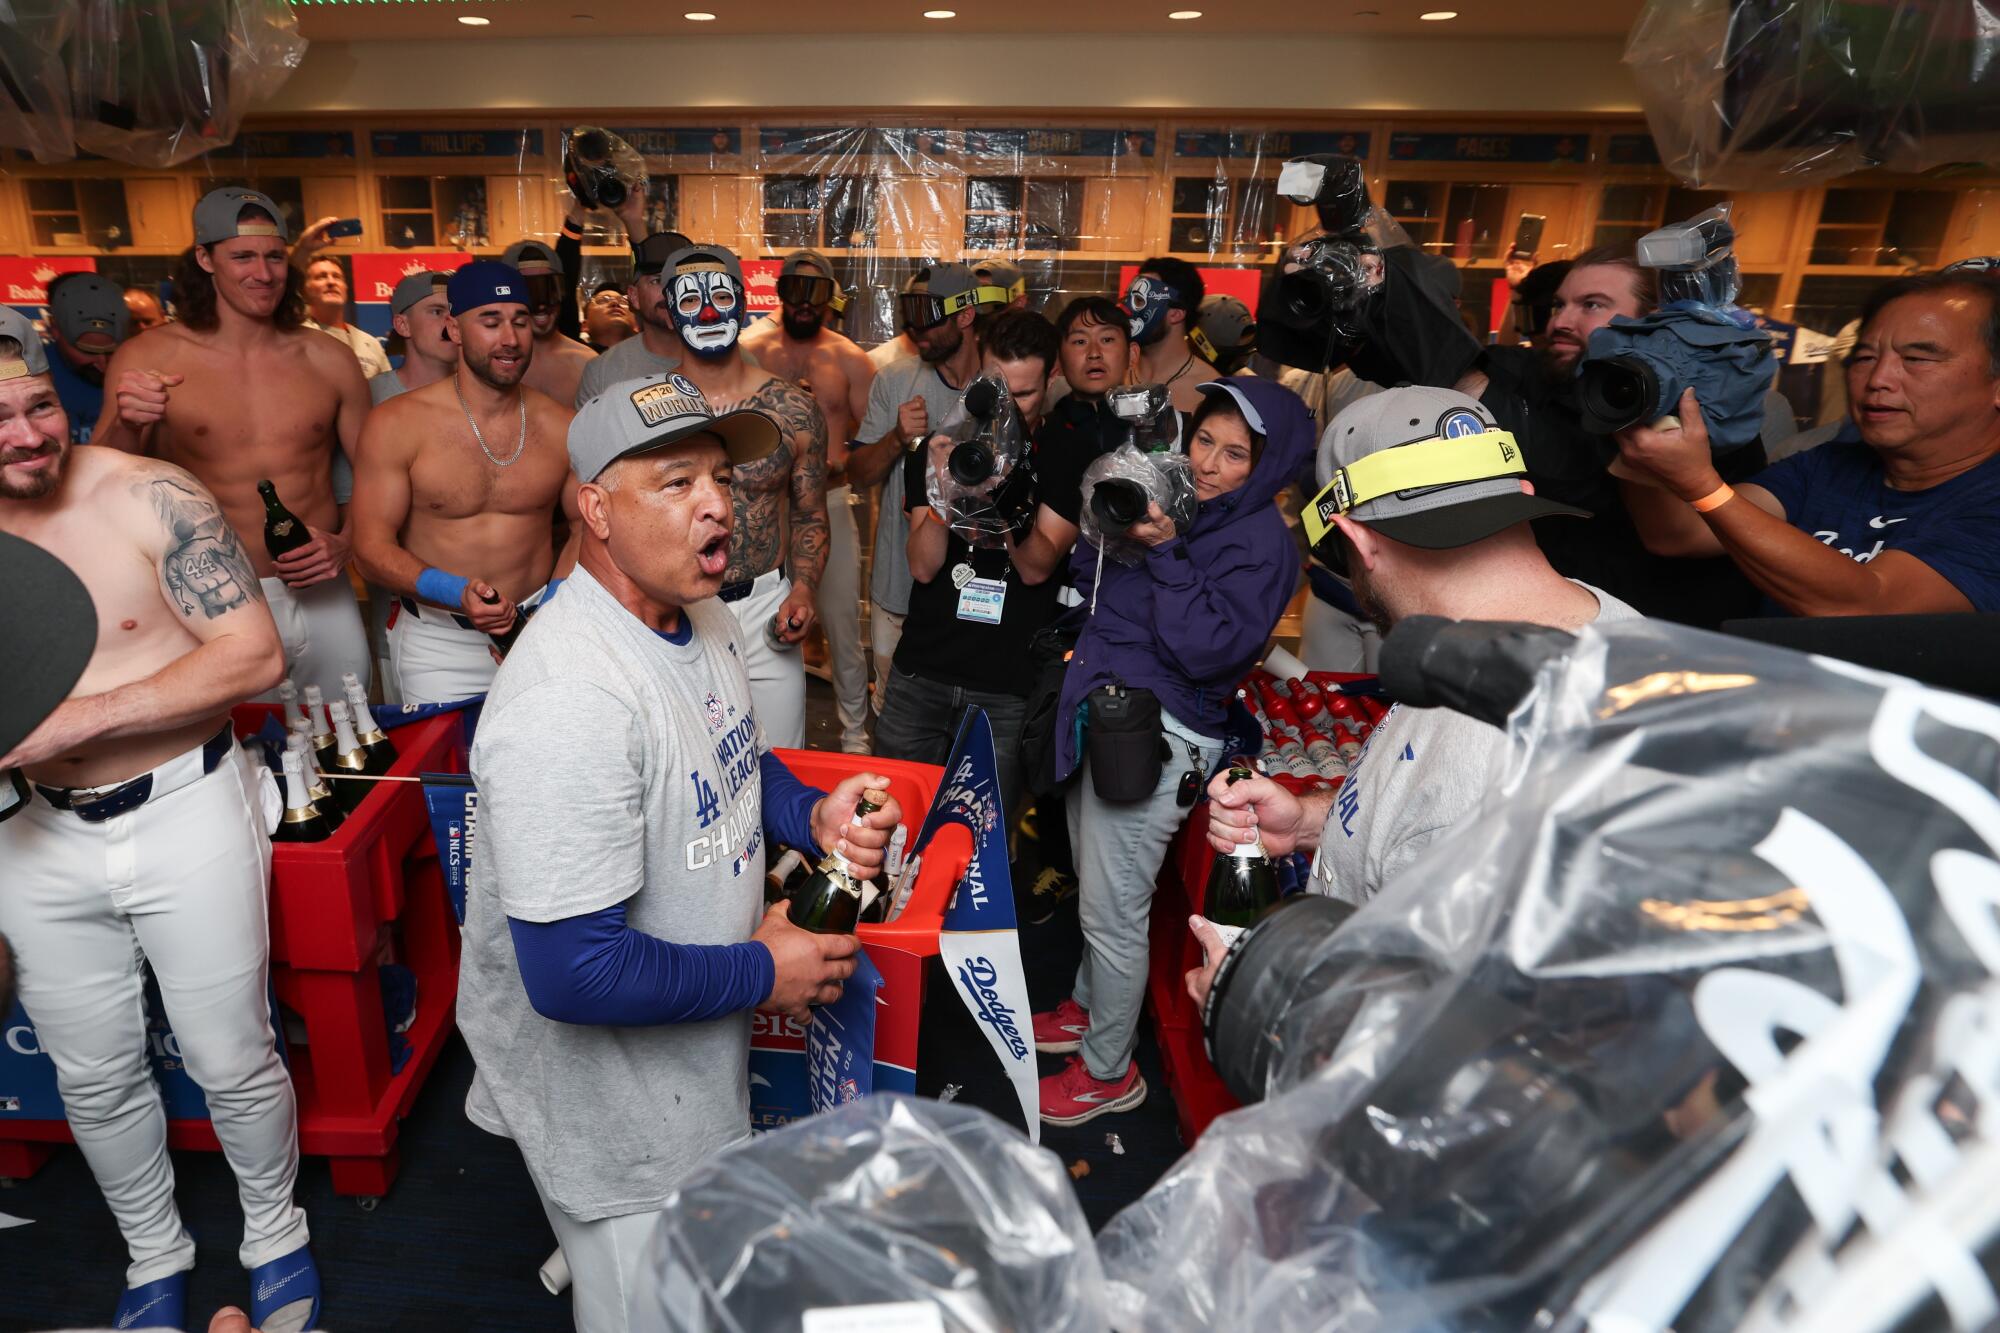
[0,307,51,379]
[1306,385,1588,554]
[665,244,746,287]
[570,371,780,483]
[193,187,290,246]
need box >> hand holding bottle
[1205,767,1308,857]
[461,580,518,635]
[272,526,350,588]
[753,901,859,1020]
[809,773,901,880]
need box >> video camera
[1079,386,1197,564]
[563,126,649,211]
[1574,205,1776,450]
[924,375,1036,547]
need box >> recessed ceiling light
[924,9,957,17]
[684,11,717,19]
[457,14,491,24]
[1169,9,1203,17]
[1419,9,1458,18]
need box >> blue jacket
[1054,377,1313,783]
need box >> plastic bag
[68,0,307,168]
[925,372,1033,548]
[646,1095,1107,1332]
[1078,444,1197,568]
[1626,0,2000,188]
[0,0,77,164]
[1101,616,2000,1331]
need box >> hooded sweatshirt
[1054,377,1313,783]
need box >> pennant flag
[807,950,884,1113]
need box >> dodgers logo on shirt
[1438,408,1487,438]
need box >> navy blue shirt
[43,340,102,445]
[1754,440,2000,612]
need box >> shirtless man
[369,269,458,406]
[573,230,694,408]
[0,311,319,1332]
[93,186,374,696]
[352,262,578,706]
[502,240,595,409]
[741,249,875,752]
[660,243,828,749]
[1124,257,1224,416]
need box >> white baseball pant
[720,568,805,750]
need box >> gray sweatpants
[1067,711,1224,1081]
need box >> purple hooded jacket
[1053,377,1314,784]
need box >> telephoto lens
[1201,894,1360,1102]
[1089,477,1149,531]
[1574,353,1666,436]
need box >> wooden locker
[1941,189,2000,265]
[124,178,186,249]
[485,174,548,247]
[1081,176,1148,254]
[1505,183,1579,261]
[677,175,749,254]
[880,174,957,259]
[1727,191,1805,268]
[301,177,362,246]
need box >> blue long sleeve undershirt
[509,613,831,1026]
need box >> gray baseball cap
[971,256,1025,307]
[49,273,130,352]
[193,186,290,246]
[390,270,452,316]
[665,244,746,287]
[0,307,51,380]
[1195,293,1254,361]
[501,239,564,277]
[1311,385,1587,552]
[570,371,780,483]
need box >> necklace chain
[457,378,527,468]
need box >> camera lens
[1202,894,1359,1101]
[1575,355,1662,435]
[948,441,996,487]
[1090,478,1149,531]
[597,173,627,208]
[1276,270,1332,324]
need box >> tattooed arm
[729,377,828,644]
[780,381,829,595]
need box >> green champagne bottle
[258,479,311,562]
[341,672,398,774]
[274,748,335,843]
[786,791,884,934]
[1205,763,1282,929]
[764,847,812,909]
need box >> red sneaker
[1039,1055,1147,1126]
[1032,998,1091,1054]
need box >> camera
[563,126,648,211]
[1078,386,1198,564]
[1573,205,1776,450]
[925,374,1034,546]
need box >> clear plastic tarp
[0,0,78,164]
[1099,617,2000,1332]
[645,1094,1108,1332]
[1627,0,2000,189]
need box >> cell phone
[1511,213,1546,261]
[326,218,364,239]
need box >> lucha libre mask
[1124,274,1181,346]
[671,268,743,358]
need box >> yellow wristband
[1690,483,1736,514]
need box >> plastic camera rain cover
[926,372,1033,548]
[1627,0,2000,189]
[1078,444,1198,568]
[0,0,77,164]
[68,0,307,168]
[646,1095,1107,1333]
[1100,616,2000,1332]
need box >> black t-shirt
[1036,393,1119,525]
[1477,345,1766,629]
[894,448,1064,696]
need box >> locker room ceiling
[291,0,1646,39]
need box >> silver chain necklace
[457,378,527,468]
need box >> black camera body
[563,126,647,211]
[1089,477,1149,533]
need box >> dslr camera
[1573,205,1775,450]
[1262,155,1379,369]
[925,375,1036,547]
[1080,386,1198,564]
[563,126,648,211]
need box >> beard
[1345,558,1394,637]
[0,440,65,500]
[465,343,527,389]
[917,323,962,364]
[781,306,824,341]
[1134,318,1169,347]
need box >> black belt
[400,594,475,631]
[36,725,235,823]
[718,579,756,604]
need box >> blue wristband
[416,567,470,609]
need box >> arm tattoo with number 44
[136,471,262,620]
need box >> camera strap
[1303,428,1526,549]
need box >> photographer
[1031,378,1311,1126]
[1615,269,2000,615]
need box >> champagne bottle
[275,747,335,843]
[303,684,335,762]
[324,700,372,812]
[787,790,885,934]
[477,587,537,658]
[764,847,811,909]
[257,479,312,562]
[341,672,398,772]
[277,677,308,731]
[1205,763,1282,928]
[288,729,343,833]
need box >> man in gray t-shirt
[457,377,897,1333]
[574,231,689,409]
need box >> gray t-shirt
[575,332,682,409]
[859,357,967,616]
[367,368,409,406]
[1308,582,1641,905]
[457,565,767,1221]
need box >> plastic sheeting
[645,1095,1107,1333]
[1098,616,2000,1332]
[1627,0,2000,189]
[0,0,77,165]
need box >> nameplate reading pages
[923,708,1040,1141]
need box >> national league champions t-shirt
[1753,440,2000,613]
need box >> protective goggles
[776,273,849,314]
[899,288,978,331]
[1301,428,1526,551]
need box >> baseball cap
[1192,294,1254,364]
[632,230,696,276]
[666,244,746,287]
[1193,379,1268,435]
[971,257,1026,308]
[570,372,781,483]
[500,240,564,277]
[898,262,979,331]
[193,187,289,246]
[0,307,51,379]
[446,261,530,316]
[0,532,96,760]
[48,273,130,353]
[390,270,452,317]
[1305,385,1588,556]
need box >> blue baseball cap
[446,261,530,316]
